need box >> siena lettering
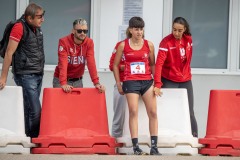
[68,56,85,64]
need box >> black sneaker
[133,147,148,155]
[150,147,162,155]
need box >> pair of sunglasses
[35,10,45,19]
[75,29,88,34]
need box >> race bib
[130,62,145,74]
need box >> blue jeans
[14,74,42,138]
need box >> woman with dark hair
[113,17,161,155]
[154,17,198,137]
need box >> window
[29,0,91,65]
[173,0,229,69]
[0,0,16,63]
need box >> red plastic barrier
[32,88,120,154]
[39,88,109,136]
[199,90,240,150]
[199,137,240,149]
[32,145,116,154]
[199,146,240,157]
[205,90,240,137]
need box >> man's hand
[61,84,73,93]
[95,83,105,93]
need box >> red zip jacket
[109,41,125,82]
[54,34,99,85]
[154,34,192,88]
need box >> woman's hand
[153,87,163,97]
[117,83,124,95]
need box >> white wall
[98,0,163,69]
[4,70,240,138]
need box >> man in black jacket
[0,3,45,138]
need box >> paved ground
[0,154,239,160]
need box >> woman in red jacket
[113,17,161,155]
[154,17,198,137]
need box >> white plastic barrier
[117,89,202,155]
[118,145,198,155]
[0,86,36,153]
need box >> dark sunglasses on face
[75,29,88,34]
[35,10,45,19]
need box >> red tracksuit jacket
[154,34,192,88]
[54,34,99,85]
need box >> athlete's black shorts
[122,79,153,95]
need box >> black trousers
[161,77,198,137]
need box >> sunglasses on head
[75,29,88,34]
